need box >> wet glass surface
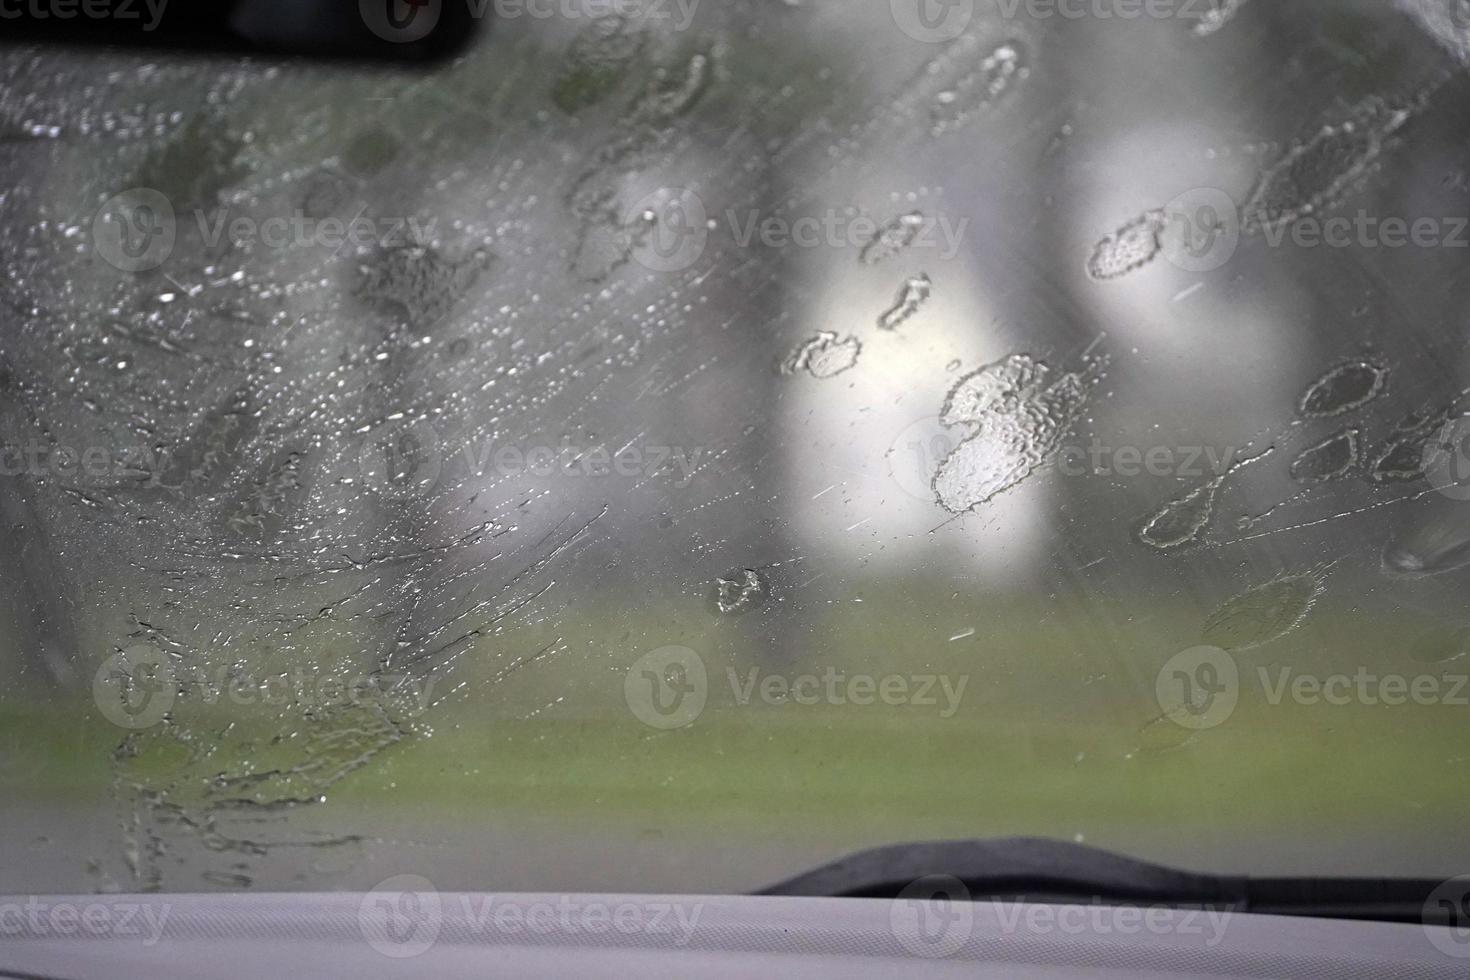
[1,0,1470,895]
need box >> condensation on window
[1,0,1470,895]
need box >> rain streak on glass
[713,568,768,616]
[4,0,1470,905]
[781,332,863,379]
[878,274,932,331]
[1298,361,1388,419]
[931,351,1106,514]
[1288,429,1361,484]
[1200,567,1330,651]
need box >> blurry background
[1,0,1469,894]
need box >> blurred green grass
[3,591,1467,862]
[3,684,1465,844]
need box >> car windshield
[2,0,1469,897]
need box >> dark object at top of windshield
[0,0,480,63]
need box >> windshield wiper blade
[757,837,1449,926]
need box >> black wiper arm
[757,837,1449,926]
